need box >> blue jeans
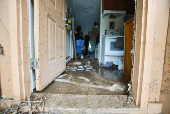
[75,39,84,54]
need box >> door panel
[34,0,66,91]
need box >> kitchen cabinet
[103,0,135,14]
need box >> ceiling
[70,0,101,36]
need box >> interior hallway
[39,58,128,95]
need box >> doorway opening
[38,0,135,96]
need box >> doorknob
[0,44,3,55]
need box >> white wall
[100,18,124,32]
[66,31,70,57]
[66,0,76,58]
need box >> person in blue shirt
[75,26,84,59]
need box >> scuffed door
[34,0,66,91]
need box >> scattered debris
[1,95,5,99]
[0,95,46,114]
[126,81,134,103]
[108,83,127,92]
[31,93,139,113]
[67,61,81,66]
[66,65,95,71]
[54,71,128,93]
[72,62,81,65]
[100,61,114,68]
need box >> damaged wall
[0,0,13,98]
[132,0,170,111]
[132,0,143,106]
[146,0,169,103]
[160,13,170,114]
[0,0,31,101]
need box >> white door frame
[29,0,36,93]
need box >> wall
[131,0,169,111]
[0,0,13,98]
[100,18,124,32]
[160,12,170,114]
[66,0,75,58]
[0,0,31,101]
[132,0,143,105]
[66,31,70,57]
[71,0,101,37]
[78,19,100,37]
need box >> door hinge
[0,44,3,55]
[30,58,38,69]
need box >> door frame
[8,0,31,100]
[29,0,36,93]
[2,1,169,112]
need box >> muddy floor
[39,58,128,95]
[31,93,138,113]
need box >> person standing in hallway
[75,26,84,59]
[84,31,91,56]
[89,22,99,60]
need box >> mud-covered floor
[38,58,128,95]
[31,93,138,113]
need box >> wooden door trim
[9,0,31,100]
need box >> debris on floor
[67,61,82,66]
[55,71,128,93]
[0,95,47,114]
[31,93,139,113]
[100,61,114,68]
[41,58,128,95]
[0,58,134,113]
[66,65,95,71]
[0,93,138,113]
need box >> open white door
[34,0,66,91]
